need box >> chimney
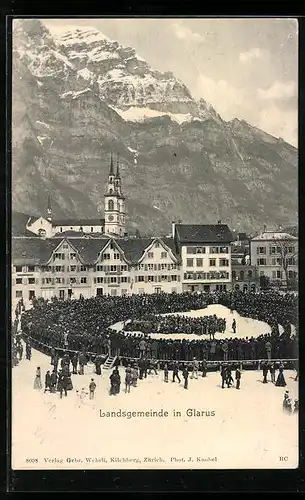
[263,224,267,233]
[171,221,176,238]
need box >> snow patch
[37,136,48,146]
[60,88,91,99]
[153,205,162,211]
[36,120,52,130]
[52,26,111,46]
[127,146,138,154]
[87,46,120,62]
[51,50,75,69]
[77,68,94,80]
[112,106,198,125]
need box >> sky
[42,18,298,146]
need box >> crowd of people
[123,313,226,337]
[19,291,298,365]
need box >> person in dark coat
[57,370,68,398]
[125,365,132,393]
[232,319,236,334]
[50,370,58,393]
[172,363,181,383]
[71,354,78,374]
[89,379,96,400]
[164,363,169,383]
[44,370,52,393]
[182,365,189,389]
[94,355,102,375]
[235,367,241,389]
[110,368,121,395]
[262,363,269,384]
[226,365,234,388]
[201,359,207,378]
[25,342,31,360]
[221,364,227,388]
[269,363,276,383]
[275,365,286,387]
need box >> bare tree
[271,234,298,289]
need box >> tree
[271,234,298,289]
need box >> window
[270,246,276,254]
[210,247,219,254]
[103,253,110,260]
[70,253,76,259]
[257,246,266,254]
[138,276,144,282]
[148,275,155,282]
[171,275,177,281]
[110,265,117,272]
[257,258,266,266]
[80,266,87,272]
[288,257,295,266]
[248,270,253,278]
[60,227,62,232]
[62,244,68,249]
[70,265,76,272]
[196,247,206,254]
[114,253,121,260]
[91,227,94,232]
[121,265,127,272]
[55,266,64,272]
[108,200,114,211]
[196,258,203,267]
[161,275,168,282]
[16,291,22,298]
[147,264,154,271]
[70,277,77,284]
[232,270,236,279]
[148,252,154,259]
[276,270,282,279]
[55,277,63,284]
[155,242,160,248]
[28,278,35,285]
[209,259,216,267]
[54,253,65,260]
[15,266,22,273]
[161,251,167,258]
[187,247,195,254]
[239,270,244,280]
[219,259,229,267]
[16,278,22,284]
[27,266,35,272]
[79,227,83,231]
[121,277,128,283]
[219,247,228,253]
[288,246,295,253]
[80,277,87,284]
[94,277,104,284]
[186,259,193,267]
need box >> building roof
[52,219,105,227]
[175,224,233,243]
[251,231,298,241]
[12,236,180,266]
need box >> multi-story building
[231,264,259,292]
[173,222,233,293]
[250,230,298,288]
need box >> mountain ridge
[12,19,298,234]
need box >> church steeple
[47,195,52,222]
[109,153,114,176]
[115,155,120,178]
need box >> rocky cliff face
[12,19,298,235]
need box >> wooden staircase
[103,355,117,370]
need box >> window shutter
[128,277,130,283]
[154,264,157,271]
[144,264,148,271]
[158,275,161,282]
[144,275,148,283]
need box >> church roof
[52,218,105,227]
[175,224,233,243]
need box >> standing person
[57,370,68,398]
[190,357,199,379]
[139,338,146,358]
[50,370,58,393]
[89,379,97,400]
[132,365,139,388]
[71,353,78,375]
[220,364,227,389]
[275,365,287,387]
[182,365,189,390]
[232,319,236,335]
[201,359,207,378]
[172,363,181,383]
[25,342,31,360]
[125,365,132,393]
[148,359,158,375]
[226,365,234,388]
[262,363,269,384]
[33,367,42,390]
[110,368,121,395]
[270,363,276,384]
[78,352,86,375]
[235,366,241,389]
[265,339,272,361]
[94,355,102,376]
[44,370,52,393]
[222,341,228,361]
[164,363,169,383]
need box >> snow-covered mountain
[12,19,298,234]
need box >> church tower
[46,195,52,222]
[104,154,126,237]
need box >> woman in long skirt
[34,367,42,390]
[275,366,286,387]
